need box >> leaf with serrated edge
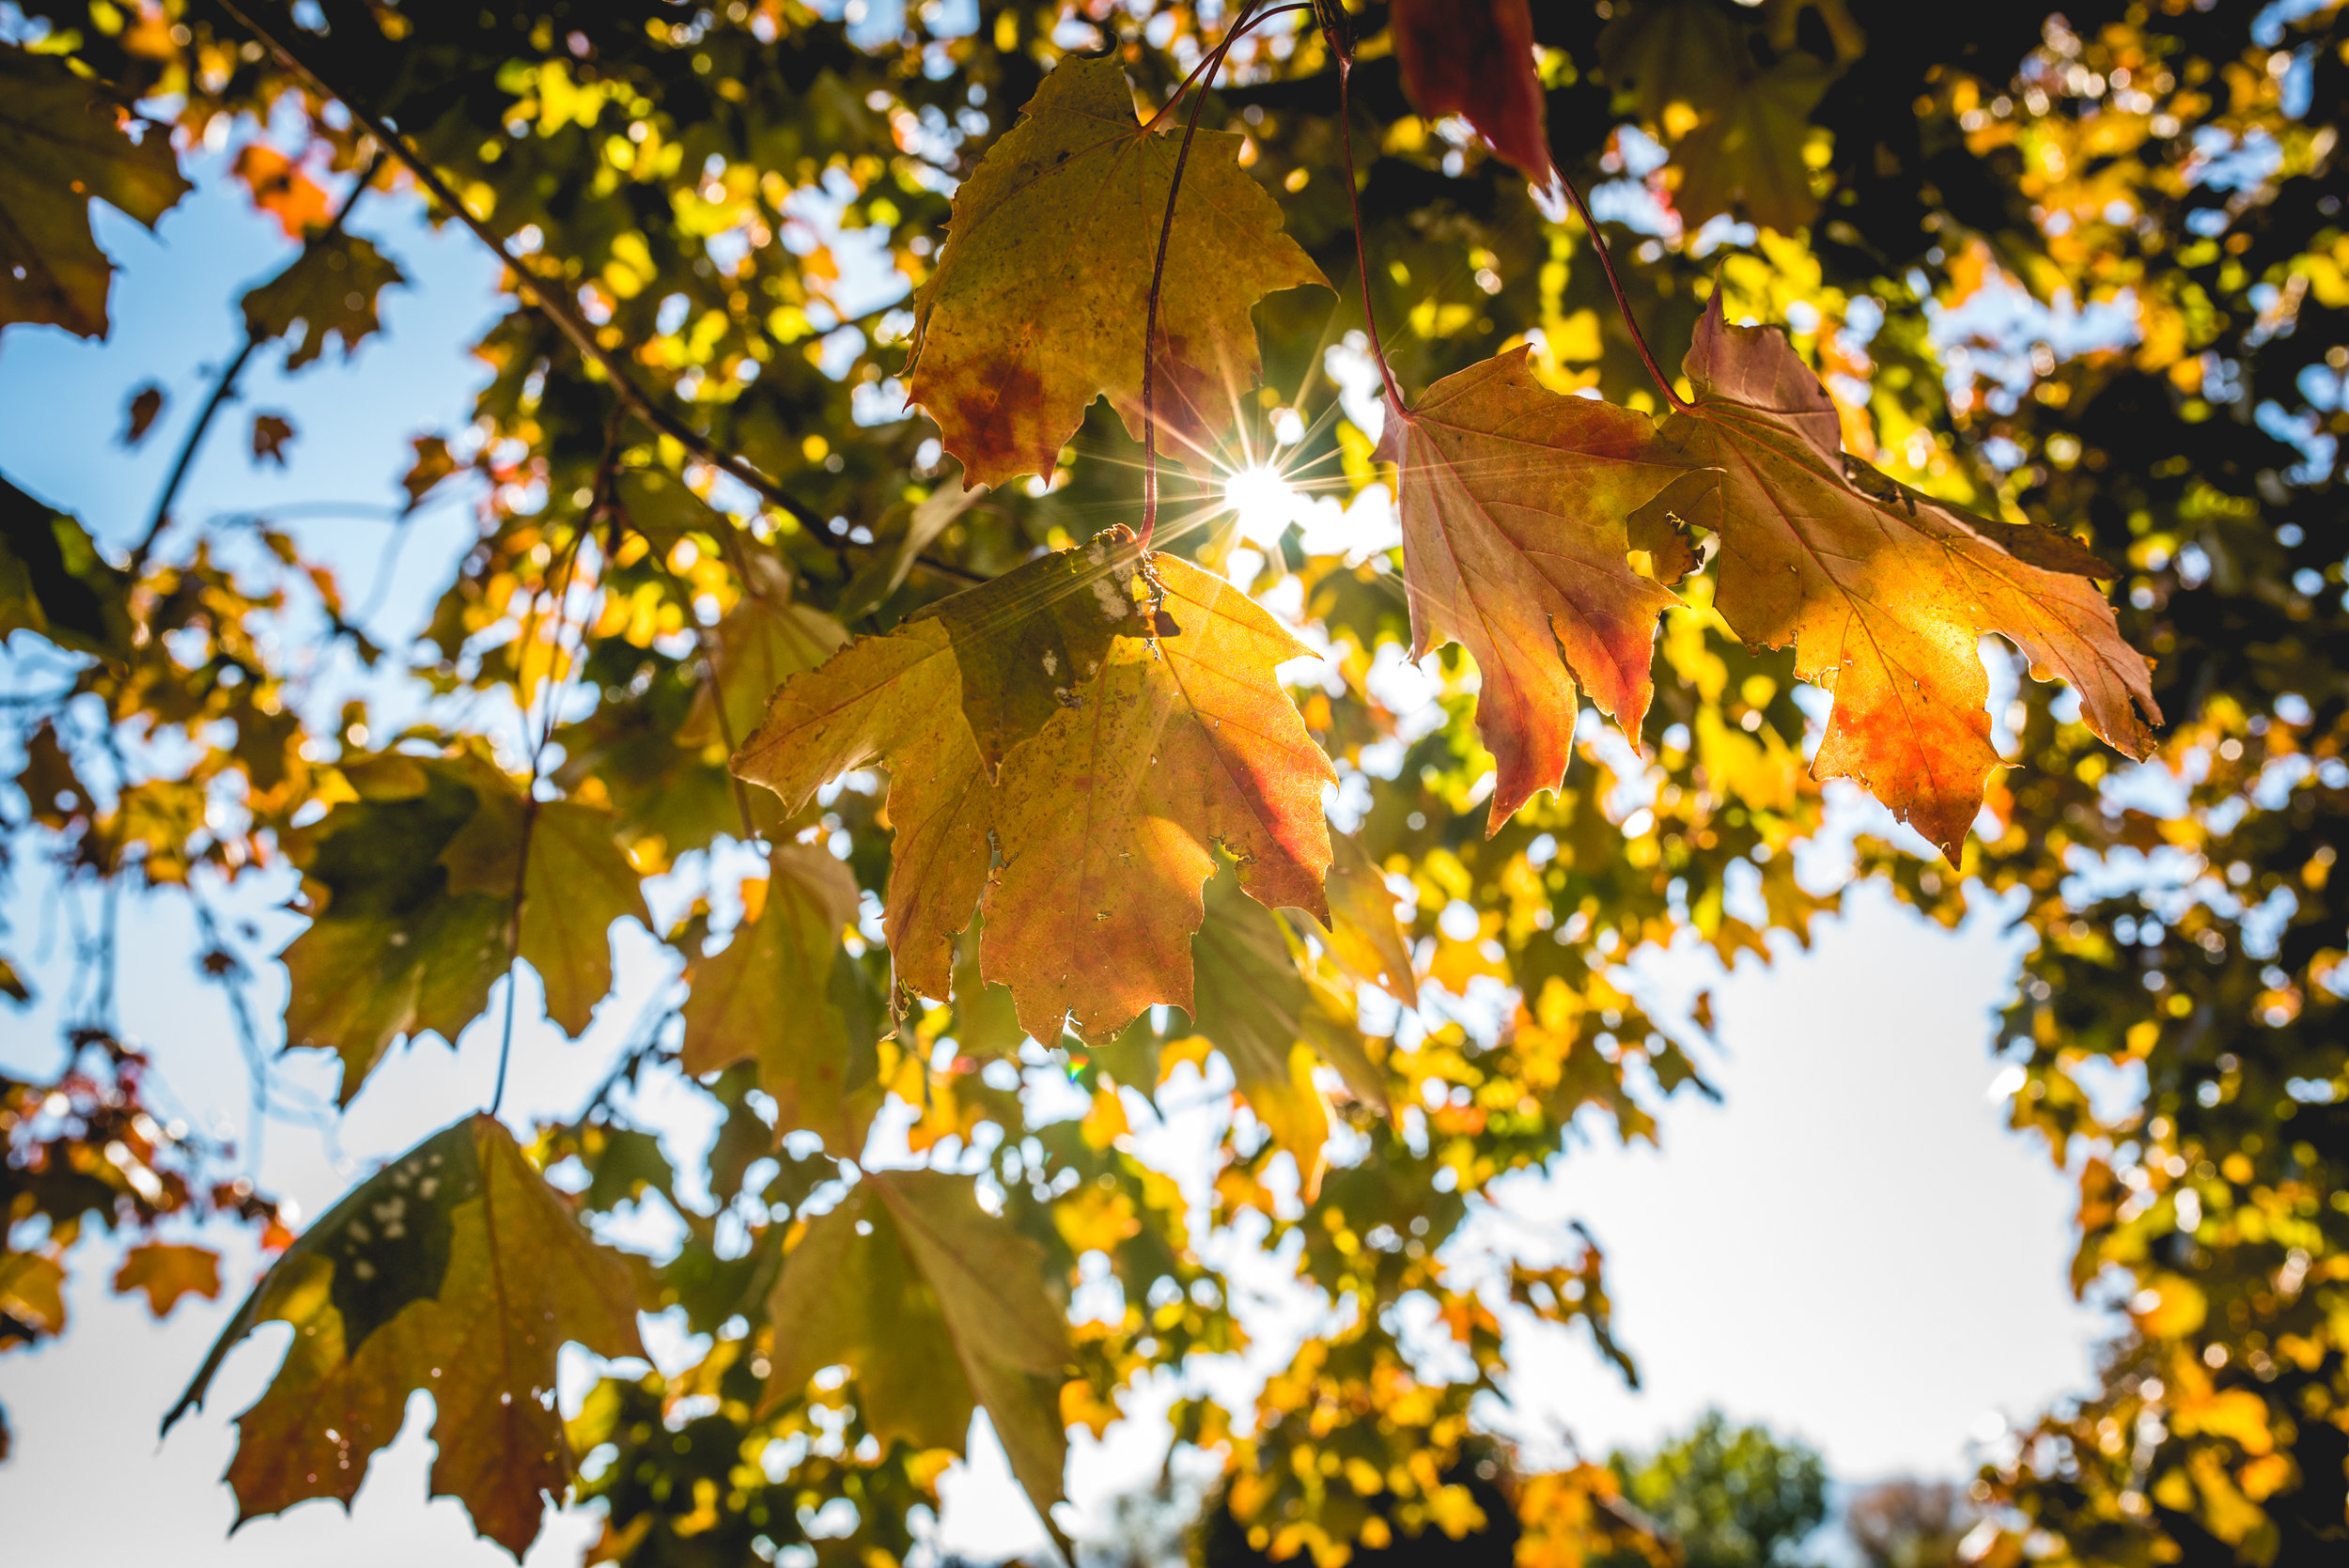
[114,1242,222,1317]
[1312,833,1419,1006]
[1187,867,1390,1198]
[1379,349,1689,831]
[279,757,510,1102]
[241,233,406,372]
[440,760,653,1036]
[906,54,1327,488]
[759,1170,1069,1529]
[0,47,189,337]
[733,528,1333,1042]
[163,1116,644,1560]
[1659,293,2159,856]
[681,845,864,1147]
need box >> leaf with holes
[1379,349,1691,831]
[163,1116,644,1559]
[1651,293,2158,856]
[734,528,1332,1043]
[905,54,1327,488]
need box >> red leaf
[1390,0,1554,184]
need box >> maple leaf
[438,758,654,1036]
[1378,349,1690,829]
[1596,0,1833,234]
[164,1116,645,1559]
[251,412,296,466]
[231,143,334,239]
[241,232,407,371]
[734,529,1333,1042]
[280,755,512,1100]
[1315,832,1419,1006]
[680,846,868,1149]
[122,382,164,445]
[0,45,190,339]
[676,562,850,756]
[282,752,646,1095]
[760,1169,1071,1532]
[1184,866,1390,1198]
[1389,0,1553,184]
[112,1243,222,1317]
[905,54,1327,488]
[0,1249,66,1336]
[1653,294,2159,856]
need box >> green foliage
[1607,1411,1829,1568]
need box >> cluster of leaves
[0,1,2341,1566]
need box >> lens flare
[1223,462,1299,547]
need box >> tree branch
[216,0,993,589]
[131,147,385,571]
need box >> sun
[1222,462,1299,548]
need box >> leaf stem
[1140,3,1315,134]
[1139,0,1274,549]
[131,148,384,573]
[1554,176,1691,415]
[1322,29,1403,412]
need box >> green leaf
[680,844,867,1150]
[760,1170,1071,1533]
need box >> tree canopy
[1,1,2344,1565]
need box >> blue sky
[0,145,2111,1565]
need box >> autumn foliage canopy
[3,1,2345,1565]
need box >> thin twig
[217,0,992,590]
[218,2,823,531]
[1554,177,1691,415]
[131,147,386,571]
[490,474,602,1117]
[1320,25,1402,411]
[1140,0,1270,548]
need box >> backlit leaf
[0,44,190,338]
[231,143,334,239]
[905,54,1327,487]
[734,529,1333,1042]
[163,1116,645,1559]
[1654,294,2159,855]
[280,755,511,1101]
[112,1242,222,1317]
[1390,0,1553,183]
[1379,349,1688,829]
[241,233,406,371]
[680,846,867,1149]
[1185,867,1391,1198]
[0,476,131,660]
[439,762,653,1036]
[760,1169,1070,1529]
